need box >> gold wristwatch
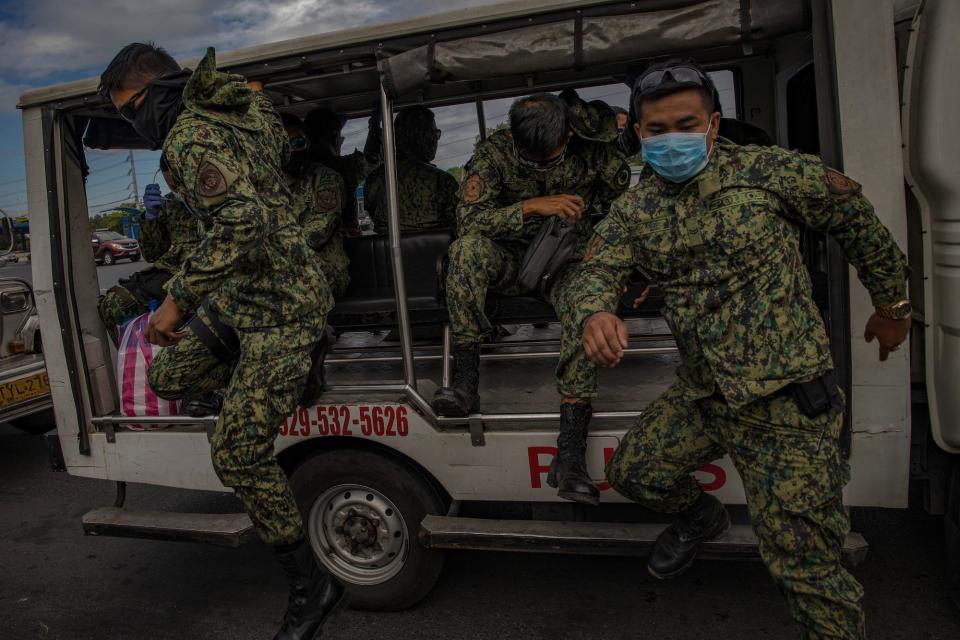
[874,299,912,320]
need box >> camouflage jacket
[139,194,204,273]
[161,48,331,328]
[366,156,458,234]
[569,139,909,409]
[456,127,632,256]
[286,162,350,297]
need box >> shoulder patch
[463,174,484,204]
[316,188,339,212]
[198,161,229,198]
[824,167,859,196]
[614,164,631,189]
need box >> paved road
[1,423,958,640]
[2,259,144,293]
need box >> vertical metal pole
[128,150,140,206]
[475,97,487,142]
[380,86,417,389]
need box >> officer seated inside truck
[365,105,458,235]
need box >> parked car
[91,230,139,265]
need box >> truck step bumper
[82,507,254,547]
[420,515,869,566]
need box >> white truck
[19,0,959,609]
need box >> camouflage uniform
[568,139,909,638]
[448,109,631,398]
[97,195,203,344]
[365,156,458,234]
[287,162,350,298]
[146,48,332,547]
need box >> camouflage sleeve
[564,198,636,327]
[138,196,175,263]
[590,141,633,214]
[302,168,344,251]
[778,153,909,306]
[163,136,270,312]
[455,146,523,238]
[438,170,459,228]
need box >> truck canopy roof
[18,0,807,117]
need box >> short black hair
[611,106,629,117]
[280,112,304,132]
[304,107,347,146]
[98,42,180,100]
[395,105,436,136]
[509,93,570,157]
[632,57,716,119]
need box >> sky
[0,0,506,219]
[0,0,737,222]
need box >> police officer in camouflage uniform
[572,59,911,639]
[97,170,202,345]
[303,107,381,236]
[282,113,350,298]
[433,90,632,506]
[365,105,458,234]
[99,43,343,640]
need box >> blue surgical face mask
[640,123,712,183]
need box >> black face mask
[284,151,312,176]
[126,70,191,150]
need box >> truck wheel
[290,448,446,611]
[946,459,960,608]
[129,253,141,262]
[102,252,114,266]
[9,408,56,434]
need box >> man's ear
[633,122,643,139]
[567,129,574,142]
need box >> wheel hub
[308,484,409,585]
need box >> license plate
[0,371,50,407]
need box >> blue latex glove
[143,184,163,221]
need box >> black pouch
[186,298,241,364]
[789,370,843,418]
[119,267,172,304]
[517,217,580,296]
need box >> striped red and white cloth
[117,312,180,430]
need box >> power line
[87,172,131,188]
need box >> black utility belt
[186,299,241,364]
[781,370,843,418]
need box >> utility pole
[128,150,140,206]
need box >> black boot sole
[647,509,732,581]
[547,460,600,506]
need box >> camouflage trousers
[148,308,322,546]
[607,383,865,639]
[445,233,597,399]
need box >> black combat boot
[648,492,730,580]
[546,402,600,506]
[432,343,480,417]
[181,390,224,417]
[299,328,332,407]
[273,541,348,640]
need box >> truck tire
[9,408,56,434]
[290,448,446,611]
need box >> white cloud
[0,0,502,82]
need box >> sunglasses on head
[637,65,709,94]
[514,141,567,172]
[118,85,149,123]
